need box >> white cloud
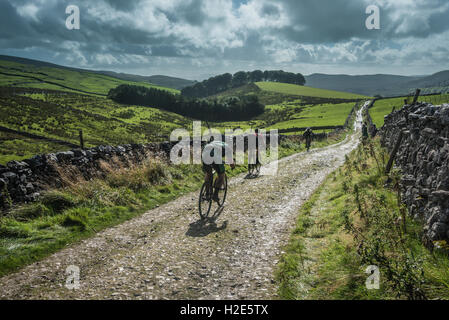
[16,3,39,21]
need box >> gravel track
[0,105,366,300]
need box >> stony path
[0,106,366,300]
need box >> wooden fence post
[385,130,403,174]
[79,130,84,149]
[412,89,421,104]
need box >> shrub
[11,203,51,221]
[61,208,89,230]
[41,191,77,213]
[146,161,170,185]
[0,219,32,238]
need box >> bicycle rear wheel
[198,182,212,219]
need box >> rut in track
[0,105,367,300]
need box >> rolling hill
[0,55,370,164]
[0,55,193,90]
[305,71,449,97]
[95,71,195,90]
[255,81,370,100]
[0,59,179,96]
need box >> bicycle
[198,169,228,219]
[248,161,261,176]
[305,139,311,152]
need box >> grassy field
[265,102,355,130]
[209,83,363,134]
[256,82,371,100]
[369,94,449,127]
[0,88,192,164]
[0,82,363,165]
[369,97,406,127]
[0,60,179,95]
[0,131,72,164]
[0,59,366,164]
[207,101,357,135]
[276,138,449,300]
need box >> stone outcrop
[381,102,449,243]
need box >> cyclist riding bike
[202,136,235,203]
[303,127,314,152]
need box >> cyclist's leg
[248,148,256,172]
[213,164,225,200]
[254,149,260,172]
[202,164,213,197]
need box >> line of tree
[108,84,265,122]
[181,70,306,98]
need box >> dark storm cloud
[161,0,207,26]
[278,0,369,44]
[103,0,139,12]
[1,0,449,78]
[261,3,280,17]
[0,1,35,39]
[277,0,449,42]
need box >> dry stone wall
[381,102,449,243]
[0,142,174,209]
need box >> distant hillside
[95,71,195,90]
[305,74,422,97]
[0,55,74,69]
[181,70,306,98]
[0,55,193,90]
[0,57,178,95]
[305,71,449,97]
[404,71,449,94]
[256,82,370,100]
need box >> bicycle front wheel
[198,182,212,219]
[216,174,228,207]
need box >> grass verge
[276,138,449,300]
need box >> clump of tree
[108,85,265,122]
[181,70,306,98]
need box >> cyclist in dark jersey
[303,128,314,151]
[202,137,235,203]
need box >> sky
[1,0,449,80]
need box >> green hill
[369,94,449,127]
[0,87,190,164]
[0,59,179,96]
[305,71,449,97]
[0,55,371,164]
[255,82,371,100]
[0,55,193,91]
[95,71,195,90]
